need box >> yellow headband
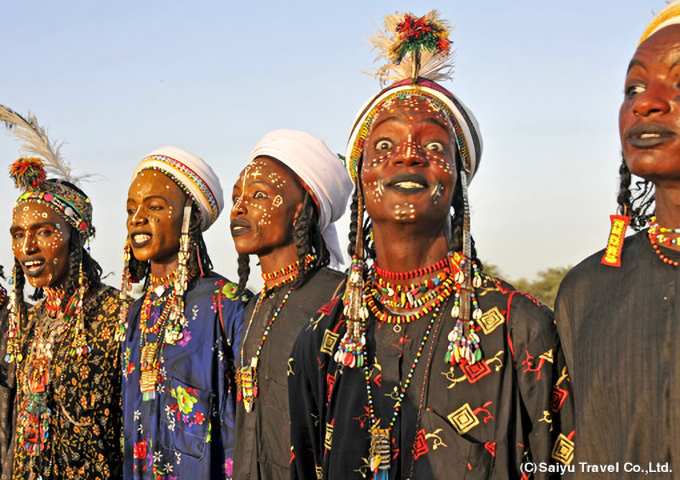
[639,1,680,44]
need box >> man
[289,12,574,479]
[556,3,680,477]
[121,146,248,480]
[230,129,351,479]
[2,105,123,479]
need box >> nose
[21,233,38,256]
[633,83,672,117]
[129,206,147,226]
[231,198,246,217]
[390,137,427,168]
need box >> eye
[625,84,645,99]
[374,139,394,151]
[11,231,24,240]
[37,228,53,237]
[148,204,164,212]
[425,141,445,152]
[232,195,241,204]
[253,191,268,200]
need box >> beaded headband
[133,147,223,232]
[346,79,481,183]
[10,159,95,238]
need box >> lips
[22,258,45,277]
[230,219,252,237]
[130,232,153,248]
[628,123,677,148]
[387,174,429,193]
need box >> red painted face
[230,156,304,256]
[10,202,71,289]
[620,25,680,182]
[126,169,188,264]
[361,95,458,226]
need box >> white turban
[133,146,224,231]
[247,129,353,267]
[640,0,680,44]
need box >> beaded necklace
[366,306,442,477]
[15,291,88,476]
[371,271,453,311]
[261,254,314,289]
[373,257,449,280]
[236,287,295,413]
[236,256,313,413]
[648,216,680,267]
[139,273,179,401]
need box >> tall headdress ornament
[1,105,94,363]
[337,11,485,377]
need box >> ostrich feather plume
[0,104,92,185]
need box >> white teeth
[24,260,43,267]
[133,234,151,242]
[640,133,660,138]
[395,181,425,189]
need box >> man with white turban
[120,146,249,480]
[229,129,352,480]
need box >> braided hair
[617,155,655,230]
[235,191,330,295]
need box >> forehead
[632,25,680,68]
[235,156,301,189]
[12,202,68,229]
[370,95,452,131]
[129,169,186,203]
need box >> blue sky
[0,1,663,290]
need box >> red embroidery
[461,359,491,384]
[485,442,496,456]
[412,429,429,460]
[521,350,546,381]
[318,297,341,315]
[472,400,494,424]
[551,385,569,413]
[326,374,335,402]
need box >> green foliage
[482,262,571,309]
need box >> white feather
[0,104,94,185]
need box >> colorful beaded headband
[11,158,94,238]
[345,79,482,183]
[134,151,221,231]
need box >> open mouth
[22,258,45,277]
[628,124,676,148]
[131,232,153,248]
[230,219,252,238]
[387,174,429,193]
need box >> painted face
[620,25,680,182]
[126,169,188,264]
[10,202,71,289]
[230,156,304,256]
[361,95,458,226]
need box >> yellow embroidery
[324,422,334,450]
[556,366,569,386]
[539,349,554,363]
[442,368,467,390]
[320,329,340,355]
[425,428,448,450]
[478,307,505,334]
[552,433,575,465]
[448,403,480,434]
[487,350,504,371]
[538,410,553,432]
